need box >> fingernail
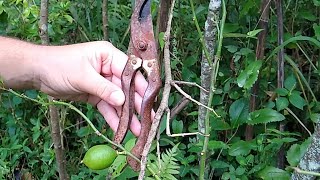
[109,90,125,106]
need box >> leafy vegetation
[0,0,320,179]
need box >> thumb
[81,69,125,106]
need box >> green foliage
[286,138,311,166]
[148,144,180,180]
[237,60,262,89]
[248,108,285,125]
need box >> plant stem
[189,0,213,67]
[199,0,225,179]
[291,167,320,177]
[3,88,140,162]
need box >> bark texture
[246,0,271,141]
[156,0,173,63]
[39,1,69,179]
[291,124,320,180]
[198,0,220,134]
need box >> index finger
[102,44,149,96]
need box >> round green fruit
[82,144,117,170]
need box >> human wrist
[0,37,41,90]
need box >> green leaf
[184,55,198,67]
[223,23,240,33]
[111,155,127,178]
[275,88,289,96]
[229,98,249,127]
[32,131,41,143]
[248,108,285,125]
[0,1,4,15]
[25,90,38,99]
[286,138,311,166]
[313,23,320,40]
[257,166,290,180]
[314,0,320,6]
[284,75,296,90]
[63,14,73,23]
[211,119,231,130]
[228,140,253,156]
[239,48,254,56]
[299,11,317,21]
[225,45,238,53]
[76,126,91,137]
[125,138,136,151]
[289,91,306,110]
[211,160,229,169]
[247,29,264,37]
[207,141,229,150]
[236,167,246,176]
[23,146,32,153]
[310,113,320,123]
[172,119,183,134]
[158,32,165,50]
[276,97,289,111]
[12,96,22,106]
[237,61,262,89]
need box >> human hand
[35,41,149,136]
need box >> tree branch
[39,1,69,179]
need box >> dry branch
[246,0,271,141]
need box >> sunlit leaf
[237,61,262,89]
[248,108,285,125]
[258,166,290,180]
[286,138,311,166]
[247,29,264,37]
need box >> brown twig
[246,0,271,141]
[170,96,190,119]
[39,0,69,179]
[173,80,209,93]
[138,0,175,179]
[171,81,219,117]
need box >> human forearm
[0,36,40,89]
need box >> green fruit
[82,144,117,170]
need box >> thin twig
[170,97,190,119]
[3,88,140,162]
[173,80,209,92]
[171,81,219,117]
[189,0,212,66]
[286,107,312,136]
[291,167,320,177]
